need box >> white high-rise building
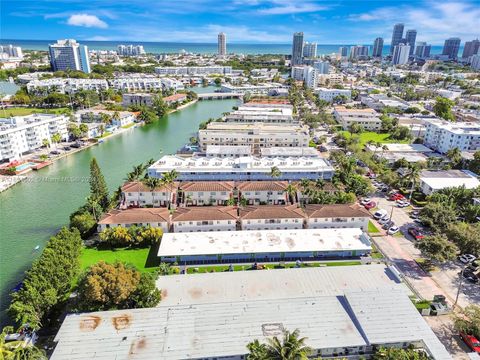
[0,114,69,161]
[291,66,317,88]
[392,44,410,65]
[0,45,23,59]
[349,45,369,60]
[303,42,317,58]
[48,39,91,73]
[423,119,480,153]
[218,33,226,56]
[313,61,330,74]
[117,44,146,56]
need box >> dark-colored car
[408,227,424,240]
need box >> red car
[408,227,424,240]
[364,201,376,210]
[390,193,405,201]
[460,332,480,353]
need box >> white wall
[173,219,236,233]
[307,217,369,231]
[241,218,303,231]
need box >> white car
[361,198,371,205]
[459,254,477,264]
[374,209,388,219]
[388,226,400,235]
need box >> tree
[372,346,429,359]
[153,95,168,117]
[69,212,96,238]
[77,261,140,311]
[0,327,47,360]
[99,227,133,247]
[454,305,480,339]
[143,177,162,207]
[67,123,81,140]
[446,147,462,168]
[269,166,282,180]
[89,158,110,211]
[51,132,62,149]
[420,202,457,233]
[138,226,163,246]
[129,272,161,308]
[286,184,297,204]
[214,77,222,86]
[79,123,89,138]
[41,138,50,148]
[246,329,311,360]
[390,126,412,140]
[433,96,455,121]
[445,222,480,256]
[100,112,112,125]
[138,106,157,124]
[415,234,458,263]
[160,170,178,208]
[125,163,145,182]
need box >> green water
[0,97,239,325]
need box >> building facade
[291,32,304,66]
[423,119,480,153]
[442,38,461,60]
[303,42,317,58]
[405,29,417,55]
[415,42,431,58]
[462,39,480,59]
[390,23,404,54]
[315,88,352,103]
[218,32,226,56]
[372,37,384,57]
[392,43,411,65]
[49,39,90,73]
[122,93,154,107]
[334,106,382,131]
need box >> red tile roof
[180,181,234,192]
[163,93,187,102]
[98,208,170,224]
[121,181,178,192]
[236,181,289,192]
[240,205,305,220]
[171,206,238,222]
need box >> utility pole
[454,261,472,309]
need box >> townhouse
[239,205,304,230]
[303,204,370,231]
[178,181,234,206]
[237,181,289,205]
[97,208,170,233]
[333,106,382,131]
[121,181,179,207]
[170,206,238,233]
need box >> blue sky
[1,0,479,44]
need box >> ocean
[0,39,447,56]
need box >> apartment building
[291,66,317,89]
[220,83,286,95]
[49,39,90,73]
[122,93,154,107]
[121,181,179,207]
[199,122,309,153]
[155,66,232,75]
[237,181,289,205]
[223,104,296,124]
[317,73,344,86]
[26,78,109,95]
[419,170,480,195]
[303,204,370,230]
[205,145,252,158]
[171,206,238,232]
[260,147,319,158]
[97,208,170,232]
[315,88,352,102]
[0,114,68,161]
[178,181,234,206]
[361,94,409,111]
[423,118,480,153]
[76,110,136,127]
[147,155,335,181]
[239,205,303,230]
[110,77,184,92]
[334,106,382,131]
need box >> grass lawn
[368,221,380,233]
[339,131,410,147]
[80,247,158,273]
[1,107,69,116]
[185,260,362,274]
[121,123,136,129]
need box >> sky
[1,0,479,45]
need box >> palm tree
[406,164,421,200]
[269,166,282,180]
[51,132,62,149]
[161,170,178,208]
[125,163,144,182]
[143,177,162,207]
[247,329,311,360]
[285,184,297,204]
[446,147,462,168]
[158,262,172,276]
[1,327,46,360]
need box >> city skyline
[1,0,478,45]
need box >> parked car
[462,270,479,284]
[390,193,405,201]
[364,201,376,210]
[63,146,71,151]
[460,332,480,354]
[396,200,411,208]
[459,254,477,264]
[387,226,400,235]
[379,217,391,225]
[382,221,395,230]
[408,227,424,240]
[50,150,61,155]
[373,209,388,219]
[360,198,371,205]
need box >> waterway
[0,92,239,325]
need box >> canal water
[0,94,239,325]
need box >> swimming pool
[15,162,36,171]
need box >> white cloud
[258,2,328,15]
[67,14,108,28]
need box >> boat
[33,245,40,251]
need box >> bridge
[197,92,243,100]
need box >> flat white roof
[420,170,480,190]
[260,147,319,157]
[156,265,407,306]
[367,143,433,153]
[158,228,371,257]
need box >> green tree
[143,177,163,207]
[415,234,458,263]
[129,272,161,308]
[69,212,96,238]
[138,106,157,124]
[433,96,455,121]
[79,123,89,137]
[89,158,110,211]
[153,95,168,117]
[420,202,458,233]
[446,147,463,168]
[68,123,81,140]
[372,346,429,359]
[99,227,133,248]
[445,222,480,256]
[269,166,282,179]
[214,77,222,86]
[454,305,480,339]
[41,138,50,148]
[160,170,178,208]
[0,327,47,360]
[286,184,297,204]
[247,329,311,360]
[51,132,62,149]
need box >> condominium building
[462,39,480,59]
[415,42,431,58]
[48,39,90,73]
[471,55,480,71]
[199,122,309,153]
[423,118,480,153]
[405,29,417,55]
[147,155,335,181]
[97,208,170,233]
[155,66,232,75]
[223,103,296,124]
[349,45,369,60]
[334,106,382,131]
[419,170,480,195]
[110,77,184,92]
[218,32,226,56]
[338,46,348,57]
[0,114,68,161]
[291,32,304,66]
[315,88,352,103]
[303,42,317,58]
[442,38,461,60]
[372,37,384,57]
[390,23,404,54]
[220,83,286,95]
[361,93,409,111]
[392,43,410,65]
[291,66,317,88]
[26,78,109,95]
[116,44,146,56]
[317,73,344,86]
[0,44,23,59]
[122,93,154,107]
[313,61,330,74]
